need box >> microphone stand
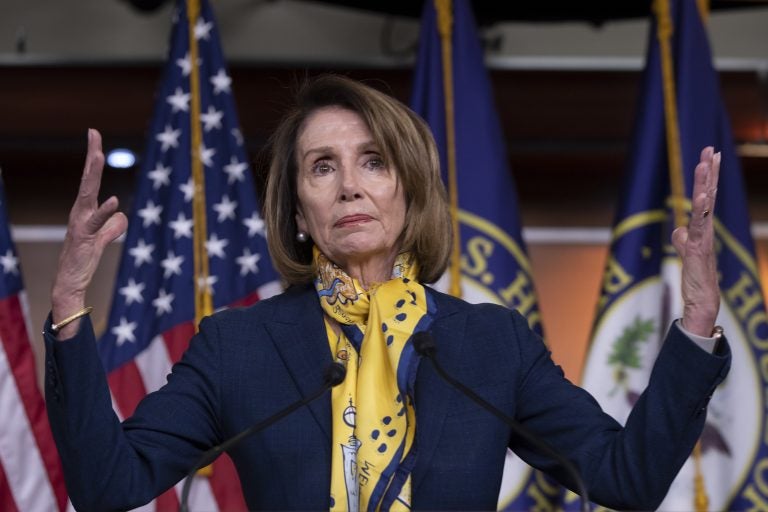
[178,362,346,512]
[412,332,590,512]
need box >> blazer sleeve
[44,313,223,512]
[508,311,731,510]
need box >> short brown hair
[263,74,451,285]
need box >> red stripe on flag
[162,321,195,365]
[162,291,261,365]
[0,460,19,512]
[156,486,180,511]
[209,455,248,511]
[107,360,148,419]
[0,295,67,510]
[228,291,261,309]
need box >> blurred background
[3,0,768,381]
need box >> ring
[702,209,710,218]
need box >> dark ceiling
[303,0,766,25]
[123,0,768,25]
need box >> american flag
[0,177,68,511]
[97,0,280,510]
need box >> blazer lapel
[266,286,334,442]
[412,290,467,494]
[262,285,468,495]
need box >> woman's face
[295,107,406,274]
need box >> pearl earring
[296,231,309,243]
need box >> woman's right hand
[51,129,128,340]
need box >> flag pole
[187,0,214,328]
[186,0,214,479]
[653,1,708,510]
[653,0,687,230]
[435,0,462,298]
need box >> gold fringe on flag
[697,0,710,23]
[435,0,462,298]
[653,1,709,509]
[186,0,214,479]
[187,0,214,329]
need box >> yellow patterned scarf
[313,247,435,512]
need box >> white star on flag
[161,251,185,278]
[199,143,216,168]
[179,178,195,203]
[197,274,219,295]
[223,156,247,184]
[176,53,192,76]
[176,52,202,77]
[194,17,213,41]
[201,105,223,132]
[138,200,163,227]
[128,239,155,267]
[213,195,237,222]
[169,213,193,239]
[236,248,261,276]
[206,233,229,259]
[231,128,244,146]
[210,69,232,95]
[119,278,146,305]
[0,249,18,275]
[112,317,138,346]
[167,87,190,113]
[243,212,265,237]
[156,124,181,152]
[148,164,172,190]
[152,289,175,316]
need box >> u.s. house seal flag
[410,0,553,509]
[582,0,768,510]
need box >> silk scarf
[313,247,435,511]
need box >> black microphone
[179,362,346,512]
[412,332,590,512]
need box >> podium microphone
[412,332,590,512]
[179,362,347,512]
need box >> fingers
[688,147,720,232]
[74,129,106,213]
[700,147,719,205]
[86,196,120,234]
[671,226,688,257]
[710,151,721,206]
[96,211,129,250]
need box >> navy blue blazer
[45,285,730,511]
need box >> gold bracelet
[51,306,93,333]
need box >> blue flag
[96,1,280,510]
[410,0,554,508]
[581,1,768,510]
[410,0,541,332]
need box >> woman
[46,75,730,511]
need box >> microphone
[179,362,346,512]
[412,332,590,512]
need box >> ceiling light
[106,148,137,168]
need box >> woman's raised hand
[51,129,128,339]
[671,146,721,338]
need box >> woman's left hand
[671,147,721,337]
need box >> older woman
[46,75,729,511]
